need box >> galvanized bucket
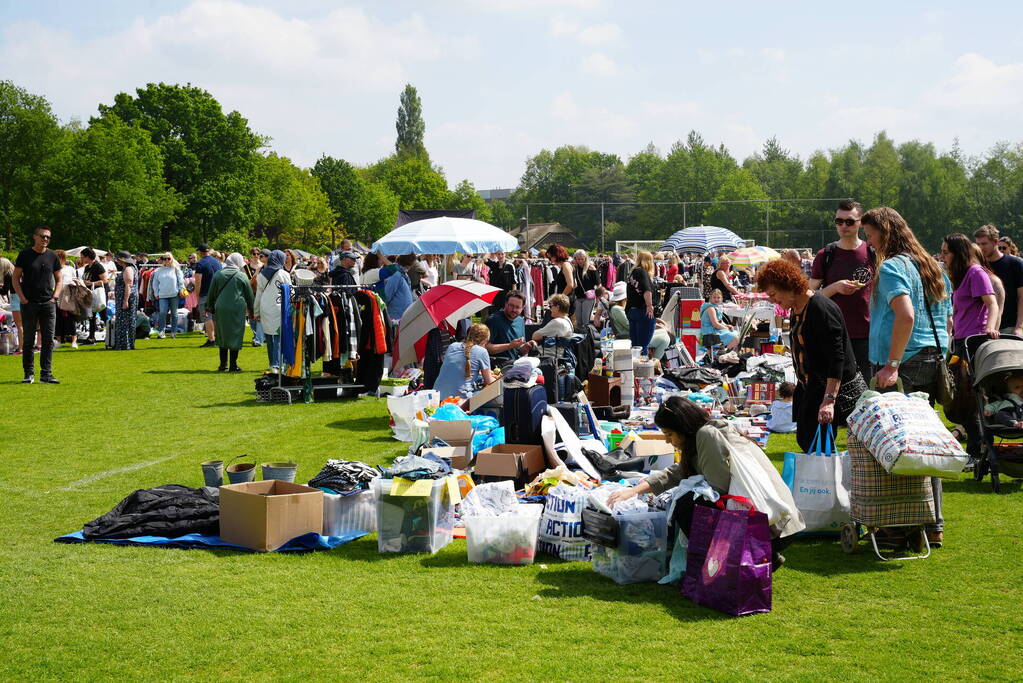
[261,462,298,482]
[200,460,223,487]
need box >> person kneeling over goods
[607,396,804,570]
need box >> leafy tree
[859,131,902,209]
[489,199,518,230]
[365,153,449,210]
[97,82,265,249]
[251,153,335,250]
[312,155,398,242]
[40,115,182,251]
[448,179,493,222]
[395,84,426,158]
[703,167,769,234]
[0,81,62,249]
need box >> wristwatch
[824,393,837,400]
[886,359,901,369]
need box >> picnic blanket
[54,530,366,552]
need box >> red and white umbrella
[394,280,501,368]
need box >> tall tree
[40,115,182,251]
[312,155,398,242]
[97,82,265,249]
[448,179,493,222]
[0,81,62,249]
[703,167,769,237]
[395,84,426,158]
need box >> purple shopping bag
[681,495,773,616]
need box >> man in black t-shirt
[13,226,62,383]
[485,251,516,312]
[975,224,1023,334]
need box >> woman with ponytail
[433,322,495,401]
[862,206,953,547]
[607,396,804,570]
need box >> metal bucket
[201,460,223,487]
[261,462,298,482]
[226,462,256,483]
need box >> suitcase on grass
[502,385,547,445]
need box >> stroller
[964,334,1023,492]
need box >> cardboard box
[429,420,474,452]
[422,445,471,471]
[474,444,546,486]
[219,480,324,552]
[464,378,503,413]
[627,436,676,472]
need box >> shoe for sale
[158,331,166,339]
[40,376,60,385]
[22,375,34,384]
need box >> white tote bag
[782,426,851,533]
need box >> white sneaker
[158,331,166,339]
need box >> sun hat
[293,268,315,286]
[611,282,627,302]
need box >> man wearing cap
[192,243,222,347]
[485,290,534,365]
[13,226,62,384]
[330,251,359,288]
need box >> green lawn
[2,332,1022,681]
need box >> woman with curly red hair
[758,258,866,452]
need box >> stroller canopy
[971,338,1023,388]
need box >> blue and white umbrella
[371,216,519,255]
[659,226,745,253]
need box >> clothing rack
[272,282,364,404]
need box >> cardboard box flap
[429,420,474,445]
[474,444,546,479]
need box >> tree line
[4,78,1022,255]
[0,81,489,254]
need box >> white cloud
[760,47,785,63]
[549,15,621,46]
[936,53,1023,110]
[550,92,581,121]
[580,52,620,76]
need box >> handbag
[91,285,107,313]
[910,258,955,406]
[681,494,773,616]
[835,372,867,416]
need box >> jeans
[157,297,180,334]
[249,318,264,344]
[873,347,943,532]
[265,334,281,368]
[952,339,983,459]
[627,307,656,353]
[21,300,55,377]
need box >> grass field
[2,331,1022,681]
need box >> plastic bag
[460,481,519,518]
[432,403,469,422]
[537,484,592,561]
[387,391,439,443]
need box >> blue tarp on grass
[54,530,367,552]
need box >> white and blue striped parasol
[371,216,519,255]
[659,226,745,253]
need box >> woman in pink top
[941,232,1000,465]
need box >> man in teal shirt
[485,291,532,364]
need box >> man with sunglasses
[975,224,1023,335]
[13,226,62,384]
[809,200,875,380]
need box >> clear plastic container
[591,510,668,584]
[464,504,544,565]
[372,477,455,554]
[322,488,377,537]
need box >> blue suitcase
[502,385,547,445]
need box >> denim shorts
[197,295,211,321]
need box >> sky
[2,0,1022,190]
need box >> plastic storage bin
[322,488,377,537]
[372,477,455,554]
[591,510,668,584]
[465,504,544,565]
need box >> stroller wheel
[974,457,990,482]
[840,523,860,554]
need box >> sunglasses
[834,218,858,227]
[36,234,51,240]
[999,246,1008,252]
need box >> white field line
[52,455,177,492]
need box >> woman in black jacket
[758,258,866,452]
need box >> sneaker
[22,374,34,384]
[81,339,96,346]
[252,341,262,347]
[963,457,977,473]
[200,340,216,348]
[40,376,60,385]
[217,365,227,372]
[158,331,166,339]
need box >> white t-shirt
[766,399,797,433]
[419,261,438,288]
[534,316,574,339]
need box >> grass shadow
[531,566,732,622]
[200,398,262,408]
[942,478,1022,495]
[144,369,229,374]
[783,537,906,577]
[326,416,397,440]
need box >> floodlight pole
[601,202,605,252]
